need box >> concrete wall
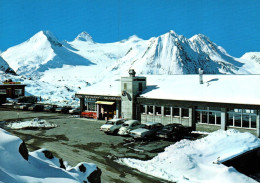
[196,123,221,132]
[121,76,146,120]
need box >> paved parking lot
[0,107,202,183]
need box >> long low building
[0,80,26,104]
[76,69,260,137]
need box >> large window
[164,107,171,116]
[155,106,161,115]
[147,106,153,115]
[181,108,189,117]
[173,107,180,117]
[228,108,257,129]
[0,89,6,94]
[196,107,221,125]
[15,89,22,96]
[140,105,145,114]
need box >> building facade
[76,70,260,137]
[0,80,26,104]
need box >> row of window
[195,107,257,129]
[0,89,22,95]
[0,89,6,94]
[140,105,189,118]
[197,106,257,114]
[195,111,221,125]
[228,112,256,128]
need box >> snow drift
[0,128,101,183]
[118,130,260,183]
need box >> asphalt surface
[0,107,201,183]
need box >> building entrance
[96,101,116,120]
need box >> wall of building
[196,123,221,132]
[137,100,260,137]
[121,76,146,120]
[140,105,192,127]
[0,85,26,98]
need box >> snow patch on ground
[6,118,57,129]
[118,130,260,183]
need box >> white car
[118,120,141,136]
[100,119,124,134]
[69,107,80,114]
[130,122,164,139]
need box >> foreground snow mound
[118,130,260,183]
[6,118,57,129]
[0,128,99,183]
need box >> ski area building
[75,69,260,137]
[0,79,26,104]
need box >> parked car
[28,104,44,111]
[100,119,124,134]
[13,103,22,110]
[19,103,32,110]
[156,123,192,140]
[130,122,164,139]
[118,120,141,136]
[43,105,57,112]
[55,106,72,113]
[69,107,80,115]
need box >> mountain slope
[239,52,260,74]
[1,31,93,76]
[108,31,248,75]
[0,56,15,74]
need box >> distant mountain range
[1,30,260,77]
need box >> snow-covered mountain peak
[75,32,94,42]
[126,35,142,42]
[190,34,207,40]
[241,52,260,63]
[189,34,214,46]
[29,30,62,47]
[189,34,221,54]
[169,30,179,37]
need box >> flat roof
[140,75,260,106]
[77,78,121,97]
[76,74,260,106]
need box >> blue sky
[0,0,259,57]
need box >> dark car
[43,105,57,112]
[156,123,192,140]
[55,106,72,113]
[130,122,164,139]
[28,104,44,111]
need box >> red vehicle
[81,111,97,119]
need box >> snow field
[118,130,260,183]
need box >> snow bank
[0,128,98,183]
[118,130,260,183]
[6,118,57,129]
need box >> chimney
[198,68,203,84]
[129,69,136,77]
